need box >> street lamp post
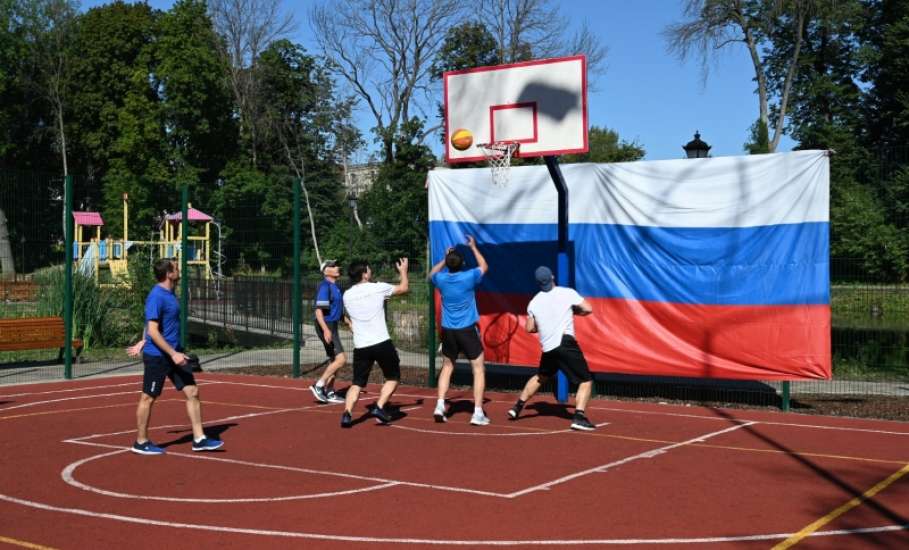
[683,131,711,159]
[347,191,358,260]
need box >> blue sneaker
[131,440,165,455]
[192,437,224,452]
[371,406,392,425]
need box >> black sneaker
[340,411,353,428]
[310,385,329,403]
[371,406,392,425]
[507,401,524,420]
[570,414,595,431]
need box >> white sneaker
[433,403,447,423]
[470,411,490,426]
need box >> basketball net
[477,141,519,186]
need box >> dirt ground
[221,363,909,423]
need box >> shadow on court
[161,422,237,449]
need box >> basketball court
[1,373,907,548]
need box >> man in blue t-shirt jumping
[310,259,347,403]
[129,258,223,455]
[429,235,490,426]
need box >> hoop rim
[476,140,521,156]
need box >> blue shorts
[142,353,196,397]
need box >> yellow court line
[772,462,909,549]
[0,534,57,549]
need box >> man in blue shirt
[130,258,223,455]
[310,259,346,403]
[429,235,489,425]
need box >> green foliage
[744,118,770,154]
[156,0,237,190]
[33,266,113,349]
[561,126,645,164]
[358,118,433,266]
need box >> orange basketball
[450,128,473,151]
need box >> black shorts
[316,320,344,359]
[537,335,592,384]
[352,339,401,387]
[142,353,196,397]
[440,325,483,361]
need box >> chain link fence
[1,166,907,420]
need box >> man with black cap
[508,265,596,431]
[310,259,346,403]
[428,235,490,426]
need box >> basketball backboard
[443,55,588,164]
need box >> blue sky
[81,0,795,161]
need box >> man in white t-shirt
[339,257,409,428]
[507,266,596,431]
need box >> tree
[310,0,466,162]
[486,0,607,75]
[67,1,162,230]
[156,0,237,195]
[664,0,813,153]
[20,0,79,175]
[358,118,434,266]
[560,126,645,163]
[257,39,360,267]
[209,0,295,167]
[863,0,909,150]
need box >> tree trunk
[0,208,16,280]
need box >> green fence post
[292,178,302,379]
[63,174,74,379]
[180,183,188,349]
[428,280,436,387]
[781,381,790,412]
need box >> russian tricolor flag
[428,150,831,381]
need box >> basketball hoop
[477,141,519,186]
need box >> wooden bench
[0,281,38,302]
[0,316,83,360]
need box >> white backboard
[443,55,588,164]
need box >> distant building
[345,162,380,195]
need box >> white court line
[0,391,138,412]
[61,448,400,503]
[589,406,909,436]
[505,422,757,498]
[65,440,505,499]
[391,422,610,437]
[0,381,140,399]
[0,492,906,545]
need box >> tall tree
[487,0,607,75]
[209,0,295,167]
[156,0,237,196]
[20,0,79,175]
[68,0,161,228]
[664,0,813,152]
[863,0,909,150]
[257,39,359,267]
[310,0,466,162]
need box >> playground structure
[73,194,220,284]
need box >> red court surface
[1,373,907,549]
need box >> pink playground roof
[73,211,104,226]
[165,207,213,223]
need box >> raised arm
[392,257,409,295]
[427,247,452,281]
[466,235,488,274]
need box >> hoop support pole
[545,155,570,404]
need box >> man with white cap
[310,259,346,403]
[508,266,596,431]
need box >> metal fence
[1,166,907,421]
